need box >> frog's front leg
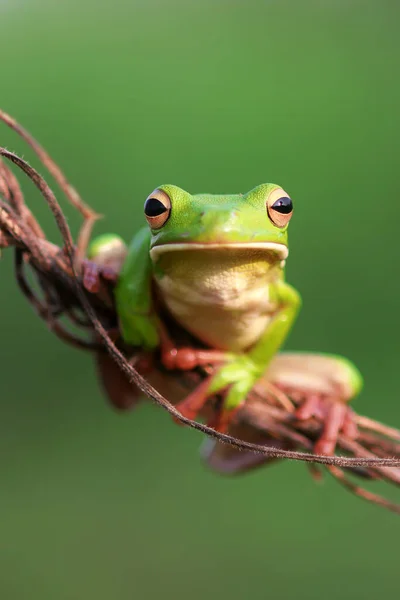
[175,281,301,431]
[115,227,160,349]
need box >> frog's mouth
[150,242,288,262]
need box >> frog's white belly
[154,248,280,352]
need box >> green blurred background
[1,0,399,598]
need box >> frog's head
[144,183,293,263]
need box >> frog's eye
[144,189,171,229]
[266,187,293,228]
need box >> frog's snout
[199,208,240,236]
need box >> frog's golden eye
[144,189,171,229]
[266,187,293,228]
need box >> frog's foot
[82,259,118,294]
[174,357,257,431]
[159,329,232,424]
[175,384,245,432]
[206,404,243,433]
[174,374,217,422]
[174,378,243,432]
[295,394,358,455]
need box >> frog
[87,183,363,455]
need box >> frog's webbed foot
[206,402,242,433]
[173,374,218,422]
[172,359,257,432]
[294,394,358,455]
[172,373,243,432]
[157,323,236,425]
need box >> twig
[327,466,400,515]
[0,109,100,260]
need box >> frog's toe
[174,367,255,430]
[206,403,243,433]
[295,394,358,456]
[206,379,252,431]
[174,375,216,424]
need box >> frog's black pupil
[144,198,168,217]
[271,197,292,214]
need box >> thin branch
[0,110,101,259]
[327,466,400,515]
[0,158,44,238]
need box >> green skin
[89,183,363,414]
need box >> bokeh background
[1,0,399,598]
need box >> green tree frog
[88,183,363,452]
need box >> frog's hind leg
[263,352,363,455]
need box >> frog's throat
[150,242,288,262]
